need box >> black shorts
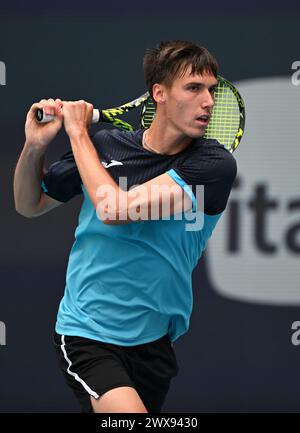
[53,332,179,413]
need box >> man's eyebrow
[184,81,218,88]
[184,82,204,86]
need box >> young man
[14,40,237,413]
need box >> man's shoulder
[203,139,237,180]
[182,137,237,173]
[192,137,234,157]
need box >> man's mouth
[195,114,210,125]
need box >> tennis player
[14,40,237,413]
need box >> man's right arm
[13,143,63,218]
[14,98,64,218]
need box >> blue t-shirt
[42,128,237,345]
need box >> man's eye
[188,86,199,91]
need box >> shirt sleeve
[40,129,102,203]
[41,149,83,203]
[167,143,237,215]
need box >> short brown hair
[143,40,219,104]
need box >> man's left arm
[63,100,193,225]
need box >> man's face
[159,67,218,138]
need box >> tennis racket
[36,75,245,153]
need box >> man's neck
[144,119,194,156]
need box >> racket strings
[205,85,240,148]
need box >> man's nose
[202,89,214,109]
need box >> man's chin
[179,125,207,140]
[188,128,206,139]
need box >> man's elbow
[15,201,45,218]
[99,213,132,225]
[95,206,132,225]
[15,205,38,218]
[102,219,128,225]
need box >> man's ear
[152,83,167,104]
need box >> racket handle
[35,108,100,124]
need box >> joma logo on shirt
[101,160,123,169]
